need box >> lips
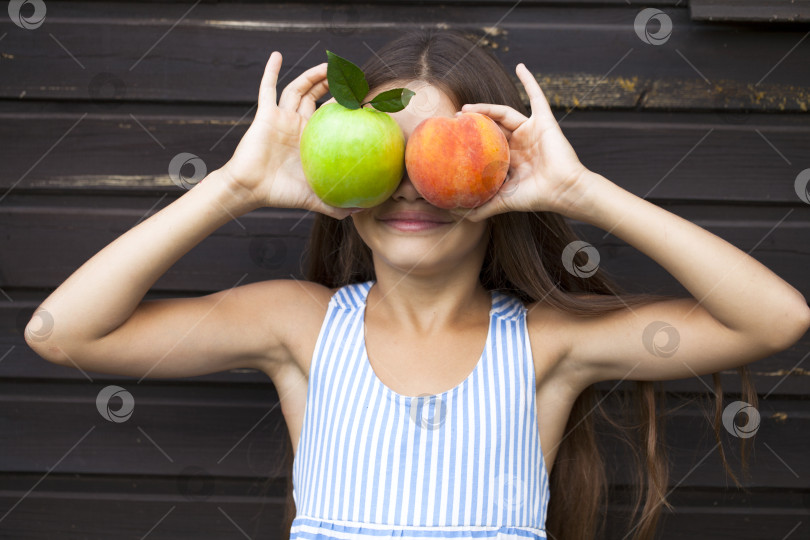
[376,210,453,223]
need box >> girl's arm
[24,52,352,379]
[457,63,810,384]
[553,169,810,383]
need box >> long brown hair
[278,29,757,539]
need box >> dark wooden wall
[2,1,809,538]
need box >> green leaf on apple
[325,50,414,113]
[367,88,416,113]
[326,50,369,110]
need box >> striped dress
[289,280,550,539]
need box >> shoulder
[249,278,339,379]
[523,292,606,397]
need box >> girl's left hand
[450,63,590,222]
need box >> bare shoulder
[250,278,336,381]
[524,293,603,398]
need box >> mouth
[376,210,454,232]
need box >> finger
[298,79,330,119]
[516,63,557,127]
[257,51,282,112]
[278,62,328,111]
[458,107,511,141]
[460,103,527,134]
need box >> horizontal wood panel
[0,483,287,539]
[2,198,807,294]
[690,0,810,22]
[1,108,807,203]
[1,4,808,108]
[0,205,313,290]
[0,382,805,488]
[0,482,804,540]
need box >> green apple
[300,102,405,208]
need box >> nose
[391,172,424,202]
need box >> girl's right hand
[221,51,361,219]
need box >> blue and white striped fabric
[289,280,550,539]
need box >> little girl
[26,30,809,540]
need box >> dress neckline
[358,280,495,402]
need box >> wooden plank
[0,483,804,540]
[0,484,288,539]
[2,107,809,202]
[0,382,289,478]
[1,199,807,293]
[0,382,807,488]
[0,482,802,540]
[0,204,315,290]
[691,0,810,22]
[1,4,808,107]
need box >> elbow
[24,315,70,366]
[763,300,810,353]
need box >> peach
[404,112,510,209]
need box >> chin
[376,252,452,276]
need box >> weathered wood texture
[691,0,810,22]
[1,1,808,539]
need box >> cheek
[350,215,375,244]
